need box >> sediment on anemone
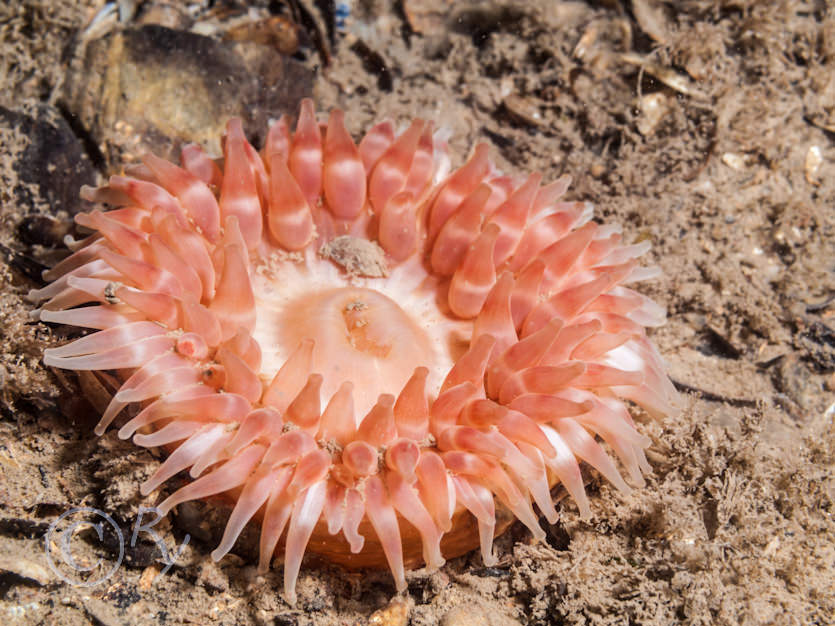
[29,98,678,604]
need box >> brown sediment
[1,1,833,624]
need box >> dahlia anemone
[29,99,677,604]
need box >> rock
[775,354,820,418]
[17,214,73,250]
[0,104,97,218]
[60,24,314,169]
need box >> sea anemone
[29,99,677,604]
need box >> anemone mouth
[250,245,460,419]
[29,99,678,605]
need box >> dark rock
[17,214,73,249]
[60,24,315,169]
[544,522,571,551]
[0,242,49,283]
[0,104,97,217]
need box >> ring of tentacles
[29,99,677,603]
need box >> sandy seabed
[0,1,832,624]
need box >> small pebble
[636,92,670,136]
[502,95,543,127]
[139,565,159,590]
[721,152,747,171]
[368,596,409,626]
[805,145,823,185]
[590,162,606,178]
